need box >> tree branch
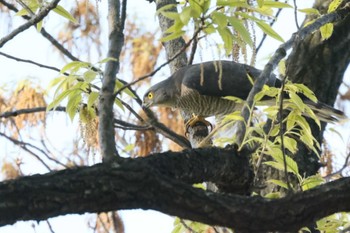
[236,3,350,144]
[98,0,127,161]
[0,0,61,48]
[1,148,350,232]
[0,0,80,61]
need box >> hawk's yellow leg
[185,114,212,133]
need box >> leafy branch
[0,0,61,48]
[236,2,350,144]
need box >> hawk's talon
[185,115,213,135]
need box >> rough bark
[1,150,350,232]
[156,0,188,73]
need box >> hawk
[142,60,345,129]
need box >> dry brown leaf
[8,82,46,132]
[1,162,20,180]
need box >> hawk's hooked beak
[142,101,152,109]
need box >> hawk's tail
[304,100,346,123]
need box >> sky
[0,0,349,233]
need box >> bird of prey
[142,60,345,129]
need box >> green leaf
[188,0,203,18]
[193,183,206,190]
[115,80,136,99]
[36,20,43,32]
[212,11,228,28]
[83,70,97,83]
[295,115,312,135]
[161,11,180,20]
[203,23,216,34]
[268,179,288,189]
[98,57,118,64]
[265,145,299,176]
[269,125,279,137]
[60,61,89,74]
[217,0,249,8]
[298,8,320,15]
[217,27,233,56]
[253,6,274,17]
[222,111,244,122]
[161,30,185,42]
[124,144,134,152]
[223,96,244,103]
[286,112,297,131]
[66,92,82,121]
[199,0,210,13]
[47,88,79,111]
[289,92,306,111]
[320,23,334,40]
[15,2,39,16]
[87,91,99,109]
[257,0,264,8]
[179,6,192,25]
[328,0,343,13]
[256,20,284,42]
[304,106,321,128]
[264,106,278,119]
[171,224,182,233]
[293,83,317,103]
[227,17,253,47]
[301,175,324,191]
[47,76,65,90]
[263,1,292,8]
[264,159,299,176]
[115,98,125,111]
[286,135,298,152]
[53,5,78,23]
[264,192,281,199]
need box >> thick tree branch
[1,149,350,232]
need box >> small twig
[180,219,198,233]
[324,151,350,180]
[293,0,300,29]
[46,220,55,233]
[114,26,202,97]
[40,139,68,168]
[0,106,66,118]
[97,213,110,233]
[118,98,145,123]
[0,0,61,48]
[15,0,35,16]
[0,132,52,171]
[0,0,80,61]
[256,5,284,54]
[0,51,63,74]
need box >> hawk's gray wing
[181,60,280,99]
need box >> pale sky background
[0,0,349,233]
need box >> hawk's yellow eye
[148,92,153,99]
